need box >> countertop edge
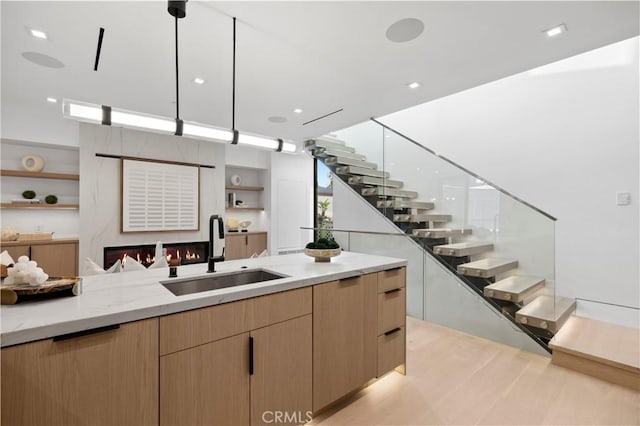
[1,257,406,348]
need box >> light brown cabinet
[313,273,378,412]
[1,318,159,426]
[376,267,406,376]
[159,287,312,426]
[0,239,78,276]
[313,268,407,412]
[251,315,313,426]
[160,333,251,426]
[226,232,267,260]
[1,265,405,425]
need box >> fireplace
[104,241,208,268]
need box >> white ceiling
[2,1,638,144]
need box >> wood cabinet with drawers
[226,232,268,260]
[313,267,407,412]
[1,264,405,425]
[376,267,407,376]
[0,239,78,276]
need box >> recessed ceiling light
[408,82,421,89]
[193,77,205,85]
[29,28,48,40]
[46,97,57,103]
[544,24,567,38]
[293,108,303,114]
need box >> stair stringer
[332,176,550,356]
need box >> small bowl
[304,248,341,263]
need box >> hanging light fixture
[62,2,296,153]
[168,0,186,135]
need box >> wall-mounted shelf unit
[226,207,264,212]
[225,185,264,192]
[1,169,80,210]
[0,170,79,181]
[0,203,79,210]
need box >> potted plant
[304,238,341,263]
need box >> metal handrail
[370,117,557,221]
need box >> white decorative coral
[4,256,49,286]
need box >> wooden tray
[17,232,53,241]
[1,277,81,305]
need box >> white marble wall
[79,124,225,267]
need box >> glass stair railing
[305,119,575,352]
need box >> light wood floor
[310,317,640,425]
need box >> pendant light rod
[169,0,186,136]
[175,16,180,121]
[232,16,236,131]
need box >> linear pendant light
[61,2,296,153]
[62,99,296,152]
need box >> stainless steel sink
[160,269,287,296]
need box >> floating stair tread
[457,258,518,278]
[484,276,545,303]
[349,176,403,188]
[517,295,575,322]
[515,295,576,333]
[549,316,640,373]
[394,214,451,223]
[362,187,417,199]
[316,148,366,161]
[324,156,377,169]
[378,199,434,210]
[336,166,389,178]
[315,136,347,145]
[305,138,355,153]
[413,228,472,238]
[433,241,494,257]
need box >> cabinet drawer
[377,267,406,293]
[377,326,405,377]
[378,288,406,335]
[160,287,312,355]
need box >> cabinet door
[251,314,312,426]
[160,333,250,426]
[312,274,377,412]
[2,245,30,262]
[31,242,78,276]
[1,318,158,426]
[225,234,247,260]
[247,233,267,257]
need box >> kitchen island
[1,251,407,425]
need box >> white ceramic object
[21,154,45,172]
[230,174,241,186]
[1,226,19,242]
[239,220,251,230]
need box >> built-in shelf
[226,207,264,211]
[225,185,264,191]
[0,169,79,181]
[0,203,79,210]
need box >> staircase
[306,136,576,351]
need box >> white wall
[79,123,225,268]
[378,37,639,326]
[268,152,313,255]
[1,102,79,147]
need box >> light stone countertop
[0,251,406,347]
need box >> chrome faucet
[207,214,225,273]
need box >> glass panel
[348,232,425,319]
[308,115,558,352]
